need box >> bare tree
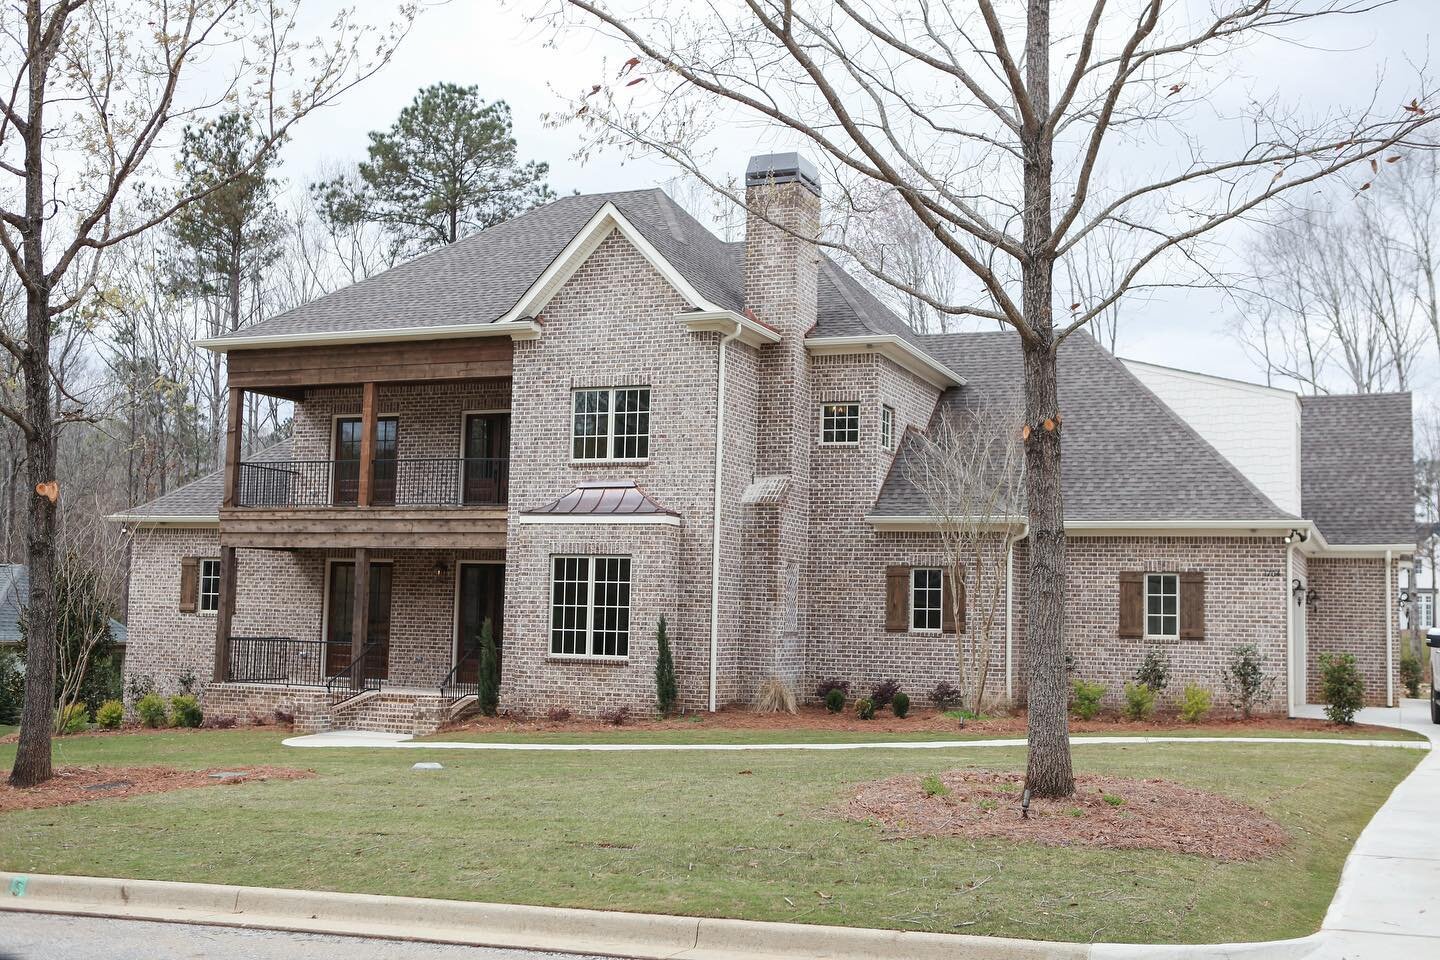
[543,0,1438,796]
[904,402,1024,714]
[1,0,414,787]
[48,502,128,723]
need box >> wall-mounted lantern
[1292,578,1306,607]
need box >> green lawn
[0,725,14,738]
[0,729,1421,943]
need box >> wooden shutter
[885,565,910,632]
[1118,571,1143,639]
[179,557,199,613]
[1179,571,1206,640]
[942,566,967,634]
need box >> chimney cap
[745,152,821,197]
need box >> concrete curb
[0,872,1323,960]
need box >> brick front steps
[202,683,455,736]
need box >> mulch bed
[0,765,313,813]
[846,769,1290,862]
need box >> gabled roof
[873,331,1296,524]
[1300,393,1414,546]
[110,440,294,524]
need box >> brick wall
[291,380,511,462]
[1307,555,1399,706]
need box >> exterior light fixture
[1292,578,1306,606]
[1306,588,1319,611]
[1283,528,1309,545]
[433,559,449,580]
[1400,589,1411,611]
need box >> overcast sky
[275,1,1438,401]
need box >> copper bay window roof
[522,481,677,517]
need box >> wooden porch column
[222,387,244,508]
[358,381,377,507]
[213,545,237,682]
[350,547,371,690]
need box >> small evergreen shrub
[814,678,850,700]
[0,648,23,725]
[654,616,678,715]
[57,703,89,734]
[604,706,631,726]
[891,691,910,718]
[176,668,198,696]
[136,692,169,728]
[855,698,876,720]
[1134,648,1171,693]
[921,774,949,798]
[1400,650,1423,699]
[1122,682,1156,721]
[869,678,901,710]
[929,680,963,710]
[1070,679,1106,720]
[825,688,845,713]
[170,695,203,729]
[1178,684,1212,724]
[1319,652,1365,726]
[1222,643,1276,719]
[478,617,501,717]
[95,699,125,729]
[125,672,157,706]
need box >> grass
[0,728,1422,944]
[0,725,14,738]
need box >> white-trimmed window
[550,555,632,658]
[1417,591,1434,630]
[821,403,860,444]
[1145,573,1178,639]
[881,405,895,450]
[199,558,222,613]
[911,567,943,631]
[572,387,650,460]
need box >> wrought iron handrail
[234,456,508,508]
[226,636,350,687]
[439,648,480,705]
[325,641,384,707]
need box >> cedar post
[213,545,237,683]
[350,548,371,690]
[358,382,377,507]
[222,387,244,508]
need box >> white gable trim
[807,334,965,388]
[680,309,781,347]
[108,514,220,528]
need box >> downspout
[1005,541,1014,703]
[1285,543,1296,717]
[709,323,742,712]
[1385,549,1394,707]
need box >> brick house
[112,153,1415,734]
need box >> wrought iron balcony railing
[234,457,508,508]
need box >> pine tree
[654,617,677,716]
[478,617,500,717]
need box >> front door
[325,561,393,680]
[333,416,399,506]
[456,563,504,683]
[462,413,510,505]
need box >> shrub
[1134,648,1171,693]
[814,678,850,700]
[477,617,500,717]
[1222,643,1276,719]
[921,774,949,798]
[125,672,157,706]
[176,668,198,697]
[753,676,797,714]
[1122,682,1156,721]
[204,714,239,730]
[272,708,295,728]
[1400,650,1423,699]
[1319,652,1365,726]
[57,703,89,734]
[546,706,573,722]
[929,680,964,710]
[0,648,22,725]
[95,699,125,729]
[891,691,910,718]
[170,694,203,729]
[1178,684,1212,724]
[1103,794,1125,807]
[825,688,845,713]
[603,706,630,726]
[869,679,901,710]
[855,698,876,720]
[136,692,169,728]
[1070,679,1106,720]
[654,616,678,716]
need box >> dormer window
[573,387,650,461]
[821,403,860,444]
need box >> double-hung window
[572,387,650,460]
[1145,573,1178,639]
[551,555,632,658]
[199,558,222,613]
[911,567,943,631]
[881,405,895,450]
[821,403,860,444]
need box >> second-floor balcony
[235,457,510,509]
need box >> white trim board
[806,334,965,388]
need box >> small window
[551,555,632,658]
[821,403,860,444]
[1145,573,1178,639]
[572,387,650,460]
[881,405,895,450]
[199,558,221,613]
[1417,592,1434,630]
[911,567,943,631]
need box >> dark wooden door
[333,416,398,506]
[456,563,504,684]
[325,561,393,680]
[462,413,510,505]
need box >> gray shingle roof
[0,564,126,646]
[111,440,293,522]
[1300,393,1414,546]
[874,331,1296,523]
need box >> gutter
[194,319,542,352]
[708,321,744,712]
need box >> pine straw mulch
[846,770,1290,862]
[0,765,312,813]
